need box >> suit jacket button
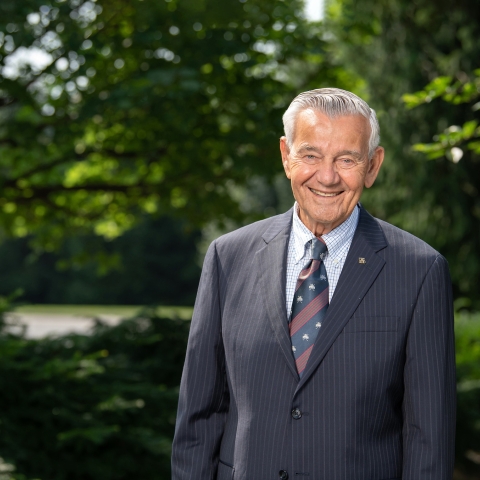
[279,470,289,479]
[291,408,302,419]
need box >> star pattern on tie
[289,238,329,378]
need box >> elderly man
[172,88,456,480]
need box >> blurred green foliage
[327,0,480,308]
[2,0,480,307]
[0,215,201,305]
[0,0,351,254]
[456,313,480,478]
[0,305,189,480]
[403,71,480,160]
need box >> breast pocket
[343,316,398,332]
[217,459,234,480]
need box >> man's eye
[338,158,355,167]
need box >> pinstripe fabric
[172,206,456,480]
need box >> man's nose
[313,160,339,185]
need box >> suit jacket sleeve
[402,254,456,479]
[171,241,229,480]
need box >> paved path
[5,312,124,338]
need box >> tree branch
[1,147,167,186]
[11,183,160,198]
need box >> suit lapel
[296,207,388,391]
[256,209,298,379]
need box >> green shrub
[0,308,189,480]
[455,312,480,478]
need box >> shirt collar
[291,202,359,263]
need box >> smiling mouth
[309,188,342,197]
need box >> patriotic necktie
[289,238,329,377]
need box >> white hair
[282,88,380,159]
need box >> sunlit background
[305,0,325,21]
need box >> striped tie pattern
[289,238,329,377]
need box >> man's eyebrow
[337,150,362,158]
[297,146,363,158]
[297,144,322,154]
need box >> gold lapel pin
[358,257,366,264]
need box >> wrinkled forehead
[292,108,371,144]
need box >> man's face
[280,109,384,236]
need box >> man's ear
[280,136,291,179]
[364,146,384,188]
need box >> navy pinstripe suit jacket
[172,206,456,480]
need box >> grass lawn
[15,304,193,320]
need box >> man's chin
[298,209,348,235]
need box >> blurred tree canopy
[2,0,480,304]
[402,71,480,306]
[0,215,201,305]
[0,0,352,254]
[327,0,480,306]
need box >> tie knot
[310,238,327,260]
